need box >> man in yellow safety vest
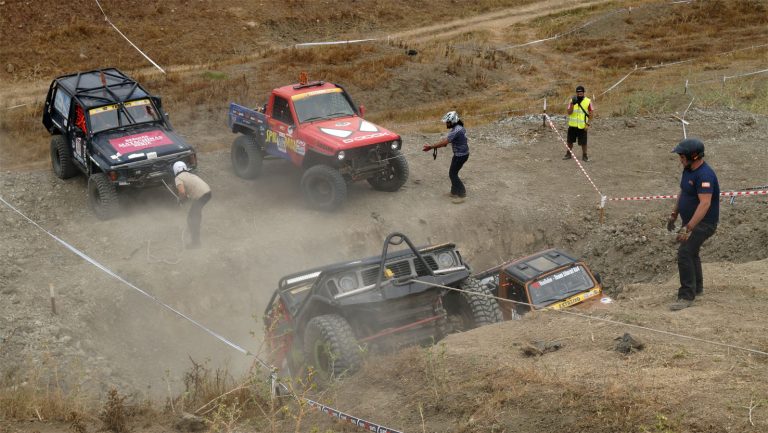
[564,85,594,161]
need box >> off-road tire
[300,165,347,211]
[51,135,78,179]
[456,277,503,329]
[231,134,263,179]
[366,150,409,192]
[87,173,119,220]
[303,314,361,384]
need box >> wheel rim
[308,177,333,204]
[312,341,333,378]
[234,146,248,171]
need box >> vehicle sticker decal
[335,122,351,127]
[291,87,343,101]
[147,152,157,159]
[359,120,378,132]
[109,130,174,153]
[128,153,145,159]
[341,131,394,144]
[124,99,150,107]
[320,128,353,138]
[89,104,119,115]
[266,129,304,155]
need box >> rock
[614,333,644,354]
[174,412,206,432]
[5,63,14,73]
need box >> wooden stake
[49,283,56,315]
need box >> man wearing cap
[667,138,719,311]
[173,161,212,249]
[564,85,594,161]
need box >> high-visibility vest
[568,97,591,129]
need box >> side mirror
[164,112,170,120]
[358,105,366,117]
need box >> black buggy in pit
[42,68,197,219]
[263,233,502,383]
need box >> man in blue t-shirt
[667,138,719,311]
[423,111,469,203]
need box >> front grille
[361,258,415,286]
[414,256,438,276]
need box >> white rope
[410,278,768,358]
[94,0,165,74]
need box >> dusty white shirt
[175,171,210,200]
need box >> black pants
[188,192,212,244]
[677,222,716,301]
[449,155,469,197]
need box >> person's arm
[667,191,681,231]
[567,100,575,115]
[424,137,450,151]
[175,179,188,200]
[685,193,712,231]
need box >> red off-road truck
[227,76,408,210]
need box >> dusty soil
[2,1,768,432]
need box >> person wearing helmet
[667,138,719,311]
[564,85,594,161]
[173,161,212,249]
[423,111,469,203]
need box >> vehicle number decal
[74,137,84,159]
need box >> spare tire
[303,314,361,384]
[231,134,263,179]
[367,150,409,192]
[51,135,78,179]
[88,173,119,220]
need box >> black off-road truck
[263,233,502,383]
[42,68,197,219]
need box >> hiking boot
[669,299,693,311]
[582,155,590,162]
[451,197,466,204]
[562,153,572,160]
[446,192,459,198]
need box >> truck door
[68,102,88,168]
[265,95,297,160]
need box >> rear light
[107,171,118,181]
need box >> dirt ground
[2,1,768,432]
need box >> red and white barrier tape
[543,114,605,200]
[306,399,403,433]
[608,190,768,202]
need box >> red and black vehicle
[227,74,408,210]
[263,233,501,383]
[42,68,196,219]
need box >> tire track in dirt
[385,0,613,44]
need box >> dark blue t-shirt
[679,161,719,226]
[446,125,469,157]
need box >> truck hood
[92,125,194,165]
[304,117,399,151]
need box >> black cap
[576,85,585,92]
[671,138,705,156]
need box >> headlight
[337,273,359,292]
[337,151,345,160]
[436,252,456,268]
[391,139,401,150]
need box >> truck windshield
[527,265,595,307]
[89,99,160,133]
[293,90,356,123]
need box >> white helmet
[173,161,188,176]
[441,111,460,124]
